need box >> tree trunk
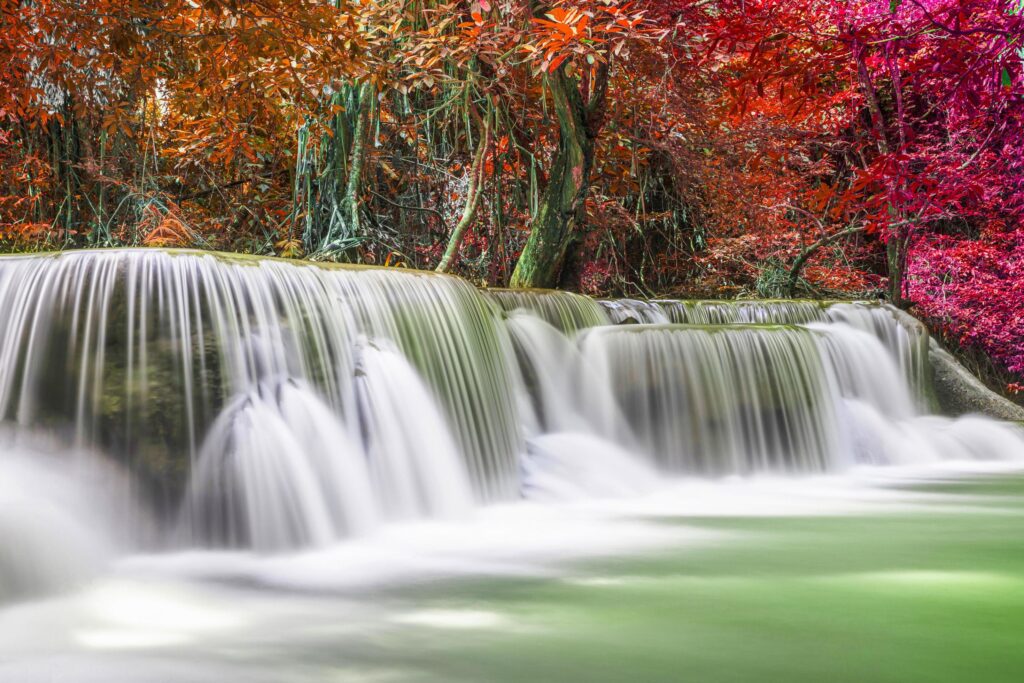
[509,62,608,288]
[343,81,373,241]
[887,230,911,307]
[436,107,491,273]
[787,225,866,296]
[854,42,910,307]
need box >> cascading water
[353,340,475,521]
[0,248,526,587]
[658,299,829,325]
[810,321,917,420]
[581,297,933,407]
[180,380,376,552]
[509,306,1022,475]
[577,324,843,473]
[824,302,932,407]
[0,250,521,502]
[506,311,610,435]
[0,249,1022,608]
[599,298,671,325]
[484,288,609,332]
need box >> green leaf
[1001,68,1013,88]
[889,0,902,13]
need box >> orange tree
[0,0,367,248]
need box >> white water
[354,341,474,520]
[523,432,659,501]
[180,381,370,552]
[1,461,1021,683]
[0,249,1021,622]
[0,250,522,505]
[0,435,139,602]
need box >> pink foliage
[881,1,1024,381]
[851,0,1024,240]
[908,231,1024,376]
[717,0,1024,379]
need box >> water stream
[0,249,1022,681]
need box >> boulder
[929,339,1024,421]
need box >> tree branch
[788,225,866,296]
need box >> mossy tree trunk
[343,80,373,240]
[510,61,609,289]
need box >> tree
[509,0,654,288]
[705,0,1023,305]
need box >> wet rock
[929,340,1024,421]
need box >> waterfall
[0,250,522,510]
[599,299,671,325]
[810,322,918,420]
[484,288,609,332]
[584,297,932,407]
[180,380,376,552]
[506,311,608,435]
[577,324,843,473]
[658,299,828,325]
[507,305,1023,475]
[824,303,932,406]
[0,249,1021,577]
[354,341,475,521]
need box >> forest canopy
[1,0,1023,380]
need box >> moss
[585,322,805,334]
[653,297,848,308]
[0,246,462,279]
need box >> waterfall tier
[0,250,521,509]
[485,288,610,332]
[578,324,841,474]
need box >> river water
[3,465,1024,682]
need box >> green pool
[2,467,1022,682]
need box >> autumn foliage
[1,0,1023,380]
